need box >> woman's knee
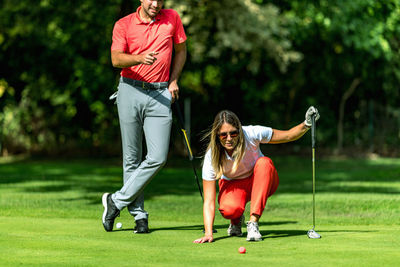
[218,204,244,219]
[255,157,274,169]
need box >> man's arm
[168,42,187,101]
[111,50,159,68]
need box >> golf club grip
[311,115,316,148]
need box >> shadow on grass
[214,228,377,241]
[211,230,305,242]
[121,221,300,242]
[107,220,297,232]
[262,230,306,239]
[108,224,213,233]
[107,227,378,243]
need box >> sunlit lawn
[0,155,399,266]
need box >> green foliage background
[1,0,399,156]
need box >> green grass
[0,155,399,266]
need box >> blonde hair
[203,110,246,179]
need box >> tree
[1,0,399,156]
[270,0,400,154]
[0,0,122,155]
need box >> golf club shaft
[311,115,316,229]
[312,147,316,228]
[191,161,203,201]
[179,121,204,201]
[181,128,194,160]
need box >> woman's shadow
[208,221,303,242]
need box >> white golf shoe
[246,221,262,241]
[227,215,244,236]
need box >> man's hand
[142,51,159,65]
[168,80,179,103]
[111,50,159,68]
[193,235,214,243]
[304,106,320,127]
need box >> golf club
[173,101,203,201]
[173,101,217,234]
[307,114,322,239]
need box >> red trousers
[218,157,279,224]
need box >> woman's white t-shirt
[202,125,273,181]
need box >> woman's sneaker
[227,215,244,236]
[246,221,262,241]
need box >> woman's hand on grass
[193,235,213,243]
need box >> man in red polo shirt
[102,0,187,234]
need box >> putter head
[307,229,321,239]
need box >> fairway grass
[1,216,399,266]
[0,156,399,266]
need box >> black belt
[121,77,168,90]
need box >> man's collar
[134,6,163,24]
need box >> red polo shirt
[111,7,187,83]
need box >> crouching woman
[193,107,320,243]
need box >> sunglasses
[218,130,239,140]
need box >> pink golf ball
[238,246,246,254]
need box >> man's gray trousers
[111,77,172,221]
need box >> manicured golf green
[0,156,399,266]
